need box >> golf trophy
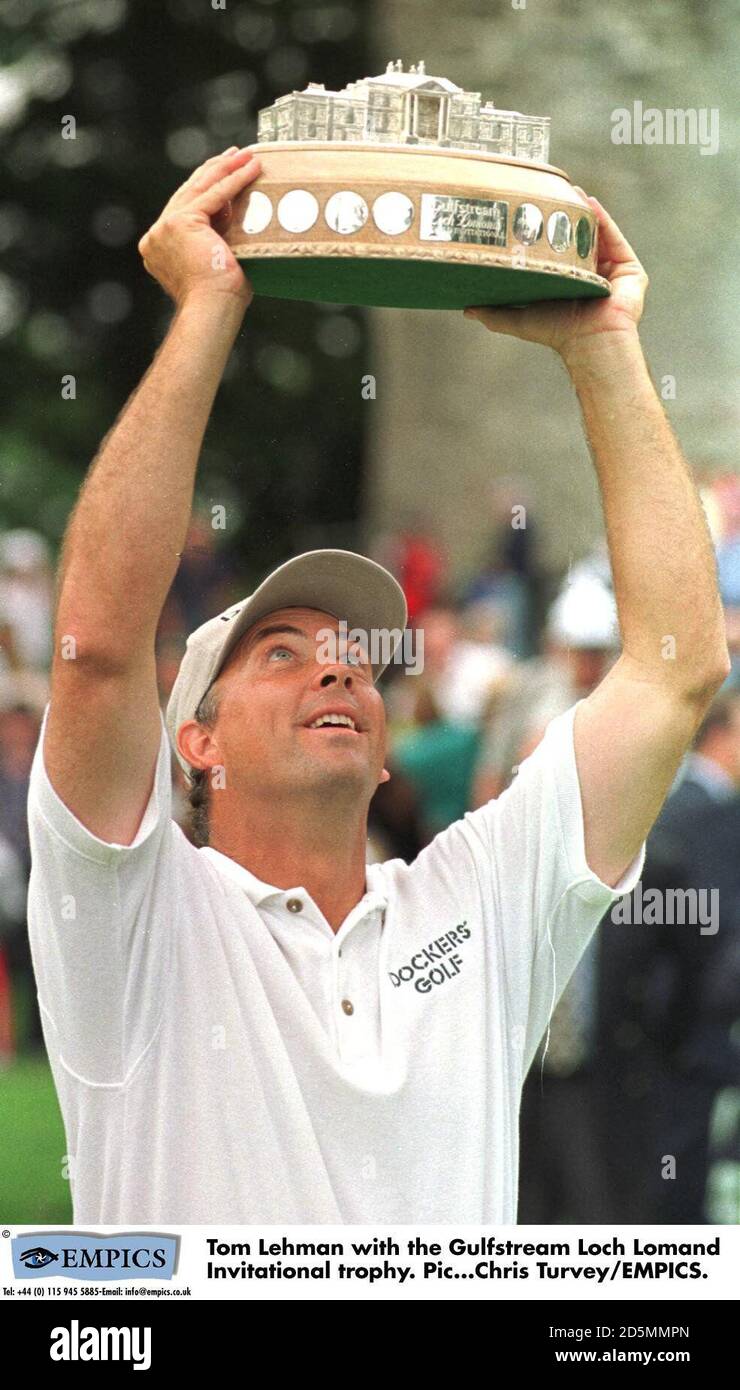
[225,61,608,311]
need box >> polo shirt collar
[199,845,388,921]
[199,847,288,904]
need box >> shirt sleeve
[26,705,177,1086]
[456,699,645,1075]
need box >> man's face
[189,607,388,805]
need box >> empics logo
[11,1231,178,1281]
[50,1320,151,1372]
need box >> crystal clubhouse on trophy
[225,60,610,310]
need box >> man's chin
[295,747,376,794]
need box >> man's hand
[462,194,648,365]
[138,147,262,307]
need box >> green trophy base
[239,254,609,311]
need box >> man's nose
[317,665,355,689]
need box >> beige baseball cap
[165,548,408,775]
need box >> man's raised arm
[464,194,730,887]
[45,148,261,844]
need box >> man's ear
[177,719,219,772]
[379,767,391,785]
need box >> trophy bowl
[225,62,609,312]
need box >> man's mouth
[305,713,359,732]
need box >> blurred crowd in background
[1,466,738,1223]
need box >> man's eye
[267,646,294,662]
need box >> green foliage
[0,0,369,581]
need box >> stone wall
[364,0,738,580]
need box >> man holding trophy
[26,129,728,1223]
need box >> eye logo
[20,1247,59,1269]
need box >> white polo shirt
[26,701,644,1224]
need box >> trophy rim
[248,139,570,183]
[229,247,610,310]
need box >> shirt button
[286,898,303,914]
[341,998,354,1016]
